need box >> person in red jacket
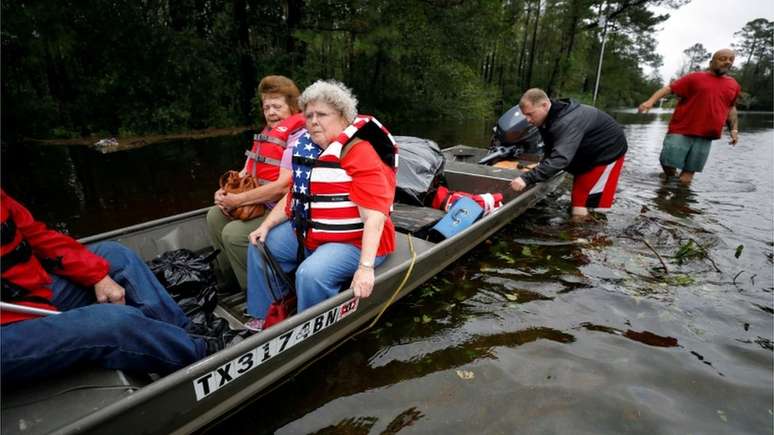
[1,191,228,384]
[638,48,741,184]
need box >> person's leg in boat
[221,215,265,291]
[245,220,299,330]
[88,241,190,329]
[294,243,387,311]
[1,303,207,385]
[206,206,239,290]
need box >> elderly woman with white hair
[243,80,398,331]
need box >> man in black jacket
[510,88,628,219]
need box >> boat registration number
[193,297,359,401]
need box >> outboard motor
[479,105,542,165]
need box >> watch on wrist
[359,260,374,270]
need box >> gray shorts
[659,134,713,172]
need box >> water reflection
[1,133,250,237]
[308,407,425,435]
[579,322,679,348]
[652,180,700,217]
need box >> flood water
[2,111,773,434]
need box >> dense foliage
[1,0,770,140]
[732,18,774,110]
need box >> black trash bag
[179,285,220,335]
[147,248,219,298]
[394,136,446,206]
[176,285,218,314]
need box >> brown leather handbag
[218,170,265,221]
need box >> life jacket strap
[291,192,351,203]
[292,155,340,169]
[308,221,364,231]
[254,133,287,148]
[244,150,282,167]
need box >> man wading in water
[510,88,628,221]
[638,48,741,184]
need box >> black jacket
[520,99,627,185]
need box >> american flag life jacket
[289,115,398,247]
[244,113,305,184]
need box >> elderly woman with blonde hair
[243,80,398,331]
[206,75,306,292]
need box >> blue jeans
[246,221,386,319]
[1,242,207,384]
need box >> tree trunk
[550,0,581,95]
[516,0,533,89]
[285,0,305,68]
[524,0,541,88]
[233,0,256,124]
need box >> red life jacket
[1,210,58,321]
[302,115,398,245]
[244,113,306,184]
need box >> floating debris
[456,370,475,380]
[94,137,118,147]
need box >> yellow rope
[247,233,418,403]
[364,232,417,331]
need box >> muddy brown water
[2,111,772,434]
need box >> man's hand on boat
[94,275,126,304]
[511,176,527,192]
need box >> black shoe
[199,329,250,355]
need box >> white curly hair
[299,80,358,123]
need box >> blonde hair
[299,80,358,123]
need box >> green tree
[680,43,710,74]
[732,18,773,110]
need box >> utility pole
[592,14,609,107]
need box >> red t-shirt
[285,141,396,256]
[668,71,740,139]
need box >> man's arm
[5,193,109,287]
[726,106,739,145]
[517,121,582,188]
[638,85,672,113]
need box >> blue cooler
[429,196,484,240]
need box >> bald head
[709,49,735,76]
[520,88,550,107]
[518,88,551,127]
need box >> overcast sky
[647,0,774,82]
